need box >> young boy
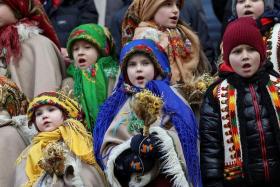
[94,39,201,187]
[200,17,280,187]
[232,0,280,73]
[64,23,119,130]
[0,0,65,99]
[15,91,107,187]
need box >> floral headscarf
[27,91,84,124]
[121,0,183,45]
[0,75,28,116]
[94,39,201,187]
[0,0,60,64]
[66,24,119,129]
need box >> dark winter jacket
[42,0,98,47]
[200,62,280,187]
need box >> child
[0,0,65,99]
[65,23,119,130]
[232,0,280,73]
[0,76,35,187]
[15,91,107,187]
[200,17,280,187]
[94,39,201,187]
[122,0,211,86]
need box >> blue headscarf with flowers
[93,39,201,187]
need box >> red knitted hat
[222,17,266,65]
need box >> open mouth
[78,58,86,64]
[244,10,253,15]
[242,63,251,69]
[136,76,144,81]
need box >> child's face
[0,3,18,27]
[229,44,261,78]
[153,0,179,29]
[35,105,64,132]
[72,40,99,70]
[126,54,155,88]
[236,0,264,19]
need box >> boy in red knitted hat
[200,17,280,187]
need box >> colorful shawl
[67,24,119,130]
[216,75,280,181]
[121,0,209,84]
[94,39,202,187]
[0,0,60,64]
[16,119,96,187]
[0,76,28,116]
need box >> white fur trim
[269,23,280,73]
[64,156,85,187]
[16,23,42,42]
[150,127,190,187]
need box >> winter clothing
[200,17,280,187]
[0,76,33,187]
[231,0,280,74]
[42,0,98,47]
[66,24,119,129]
[222,17,266,64]
[0,0,65,99]
[94,39,201,187]
[122,0,210,85]
[15,91,107,187]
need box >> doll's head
[222,17,266,78]
[0,75,28,117]
[27,91,84,132]
[67,23,116,70]
[120,39,170,88]
[232,0,274,19]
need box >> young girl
[0,76,34,187]
[231,0,280,73]
[65,23,119,130]
[122,0,211,86]
[200,17,280,187]
[15,91,107,187]
[94,39,201,187]
[0,0,65,99]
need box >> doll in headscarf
[65,23,119,130]
[0,75,36,187]
[94,39,201,187]
[0,0,65,99]
[15,91,108,187]
[231,0,280,73]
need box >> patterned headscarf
[120,39,171,83]
[67,23,116,60]
[66,24,119,129]
[121,0,184,45]
[0,76,28,116]
[27,91,84,124]
[0,0,60,64]
[94,39,201,187]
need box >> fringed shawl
[94,39,202,187]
